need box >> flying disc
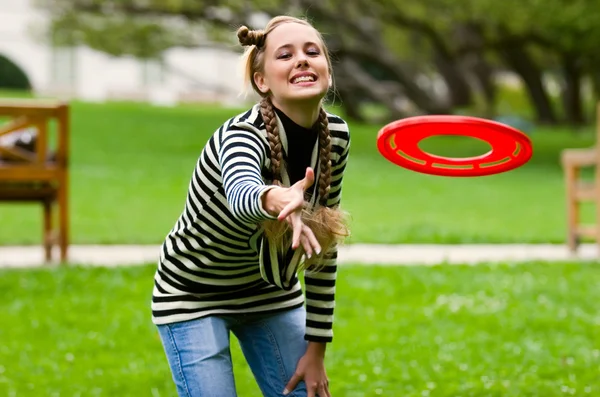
[376,115,533,177]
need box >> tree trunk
[432,49,473,108]
[330,84,366,122]
[303,2,449,115]
[454,23,497,117]
[498,44,558,124]
[335,46,449,114]
[405,23,472,108]
[469,54,498,118]
[561,53,585,125]
[592,73,600,104]
[336,58,408,121]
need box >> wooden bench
[560,102,600,253]
[0,100,69,262]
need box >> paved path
[1,244,599,269]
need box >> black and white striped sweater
[151,103,351,342]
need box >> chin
[286,87,328,103]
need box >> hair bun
[237,26,265,48]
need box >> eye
[307,48,320,56]
[277,52,291,59]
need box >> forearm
[219,128,280,223]
[304,250,337,343]
[226,182,278,222]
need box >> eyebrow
[275,42,320,52]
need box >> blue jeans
[156,307,308,397]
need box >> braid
[317,107,332,206]
[300,107,350,271]
[260,97,283,185]
[259,97,290,256]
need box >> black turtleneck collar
[274,107,318,134]
[272,107,319,185]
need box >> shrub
[0,54,32,90]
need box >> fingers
[302,167,315,191]
[283,372,302,396]
[291,167,314,191]
[308,381,329,397]
[291,214,303,249]
[296,223,322,256]
[278,197,302,221]
[300,234,313,258]
[300,225,321,258]
[318,384,330,397]
[278,169,313,221]
[304,226,321,256]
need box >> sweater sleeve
[219,124,278,224]
[303,120,351,343]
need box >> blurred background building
[0,0,248,107]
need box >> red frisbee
[376,115,533,177]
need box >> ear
[253,72,270,94]
[328,74,332,88]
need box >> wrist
[306,341,327,358]
[262,186,283,216]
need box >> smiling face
[253,22,332,107]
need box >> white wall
[0,0,52,92]
[0,0,248,107]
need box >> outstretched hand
[263,168,321,257]
[280,168,321,256]
[277,167,314,220]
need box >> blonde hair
[236,16,348,270]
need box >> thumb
[302,167,315,190]
[283,372,303,395]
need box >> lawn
[0,98,597,245]
[1,262,598,396]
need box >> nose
[296,55,309,68]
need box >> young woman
[152,15,351,397]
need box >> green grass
[1,262,598,396]
[0,98,597,245]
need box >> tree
[34,0,600,125]
[0,54,32,90]
[33,0,455,120]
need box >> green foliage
[366,0,600,58]
[46,11,189,58]
[31,0,600,122]
[1,261,599,396]
[0,55,31,90]
[34,0,258,58]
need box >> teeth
[293,75,315,83]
